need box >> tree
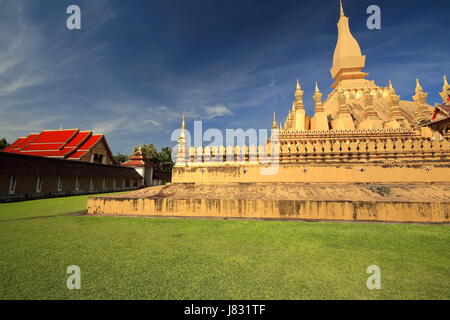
[135,144,159,165]
[158,147,174,170]
[113,153,128,165]
[0,138,9,151]
[133,144,174,169]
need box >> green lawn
[0,195,449,300]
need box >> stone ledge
[87,197,449,223]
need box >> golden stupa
[89,1,450,223]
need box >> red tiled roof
[3,137,26,152]
[122,160,145,167]
[122,151,155,168]
[65,131,91,147]
[2,130,111,162]
[32,129,78,144]
[21,143,67,151]
[68,134,103,159]
[5,134,40,153]
[68,150,88,159]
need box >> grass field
[0,194,449,300]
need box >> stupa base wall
[172,162,450,184]
[87,196,449,223]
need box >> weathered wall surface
[0,152,143,202]
[87,197,449,223]
[173,163,450,184]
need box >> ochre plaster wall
[87,197,449,223]
[172,163,450,184]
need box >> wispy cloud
[202,105,233,119]
[0,0,448,155]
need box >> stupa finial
[313,81,323,106]
[272,111,277,129]
[340,0,345,17]
[179,114,186,141]
[444,75,448,86]
[415,78,423,92]
[296,79,301,90]
[388,81,397,94]
[135,146,143,156]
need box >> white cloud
[202,105,234,119]
[143,119,161,126]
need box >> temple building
[3,129,115,165]
[0,129,141,202]
[121,147,171,186]
[172,1,450,184]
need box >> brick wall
[0,152,143,202]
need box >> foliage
[112,153,128,165]
[158,147,174,169]
[0,138,9,151]
[134,144,173,170]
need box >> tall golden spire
[179,114,186,140]
[272,112,277,129]
[330,0,368,89]
[176,114,187,165]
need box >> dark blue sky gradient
[0,0,449,154]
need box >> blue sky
[0,0,449,154]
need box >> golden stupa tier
[280,80,436,133]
